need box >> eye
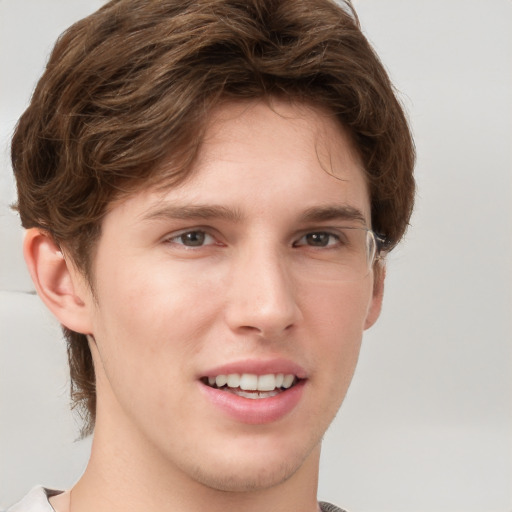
[166,230,216,247]
[294,231,340,248]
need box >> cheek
[88,270,216,430]
[302,279,373,386]
[89,261,223,393]
[302,277,374,340]
[94,258,219,336]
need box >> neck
[66,415,322,512]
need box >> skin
[25,98,384,512]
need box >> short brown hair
[12,0,415,435]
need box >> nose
[224,245,302,339]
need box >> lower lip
[199,380,306,425]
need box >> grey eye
[304,232,333,247]
[180,231,206,246]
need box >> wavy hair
[12,0,415,435]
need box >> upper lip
[200,358,308,379]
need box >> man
[8,0,414,511]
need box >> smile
[199,367,306,423]
[202,373,299,399]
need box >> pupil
[307,232,329,246]
[182,231,205,246]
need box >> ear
[23,228,93,334]
[364,261,386,330]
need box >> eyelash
[164,229,344,249]
[164,230,218,248]
[293,231,343,248]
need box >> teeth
[227,374,240,388]
[236,389,280,399]
[215,375,228,387]
[258,374,276,391]
[282,374,295,389]
[240,373,257,390]
[207,373,297,392]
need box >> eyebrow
[140,204,244,223]
[140,203,367,225]
[299,205,368,225]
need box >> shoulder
[5,487,63,512]
[319,501,348,512]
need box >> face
[74,99,383,492]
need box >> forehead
[107,98,370,225]
[200,98,364,182]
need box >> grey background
[1,1,511,510]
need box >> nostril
[237,322,295,339]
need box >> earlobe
[23,228,93,334]
[364,261,386,330]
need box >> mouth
[199,364,307,423]
[201,373,301,399]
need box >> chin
[188,456,303,493]
[181,434,321,493]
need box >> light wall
[1,1,510,510]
